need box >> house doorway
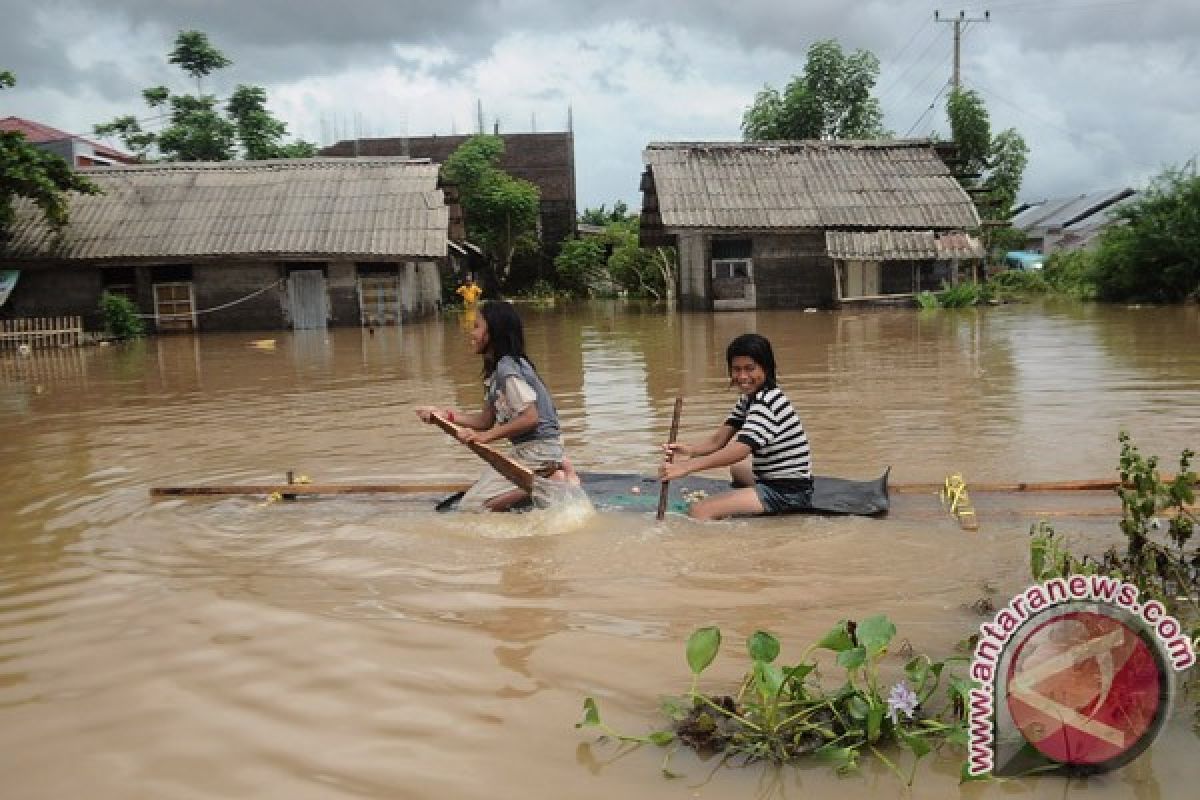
[288,270,328,329]
[357,270,401,327]
[843,260,881,298]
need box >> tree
[1,70,101,243]
[168,30,232,93]
[579,201,628,226]
[94,30,315,162]
[1089,166,1200,303]
[742,40,886,140]
[554,237,608,294]
[227,85,317,160]
[443,135,541,286]
[945,88,1029,257]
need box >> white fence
[0,316,84,350]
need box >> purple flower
[887,681,919,725]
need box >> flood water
[1,300,1198,799]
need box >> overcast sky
[2,0,1196,211]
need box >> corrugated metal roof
[644,140,980,231]
[825,230,984,260]
[1010,188,1135,233]
[4,158,448,261]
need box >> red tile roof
[0,116,138,163]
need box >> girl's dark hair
[725,333,778,389]
[479,300,536,376]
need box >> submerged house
[639,140,983,310]
[2,158,454,332]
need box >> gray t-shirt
[487,356,561,445]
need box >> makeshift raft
[434,470,892,516]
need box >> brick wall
[751,233,835,309]
[320,132,577,254]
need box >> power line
[881,17,934,70]
[879,26,948,101]
[905,80,954,137]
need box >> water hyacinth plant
[578,616,975,786]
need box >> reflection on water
[0,301,1197,799]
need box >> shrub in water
[99,291,145,339]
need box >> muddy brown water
[1,301,1197,799]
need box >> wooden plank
[892,476,1198,494]
[151,482,472,497]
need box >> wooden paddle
[427,412,535,494]
[657,395,685,520]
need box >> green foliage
[227,85,316,159]
[579,201,628,226]
[94,30,314,162]
[99,292,146,339]
[554,237,608,294]
[987,269,1049,302]
[1042,249,1096,298]
[443,135,541,287]
[0,71,102,241]
[937,281,983,308]
[1028,432,1198,631]
[168,30,232,89]
[579,618,971,786]
[945,89,1029,259]
[915,290,941,310]
[742,40,886,141]
[1088,166,1200,303]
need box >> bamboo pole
[657,395,684,520]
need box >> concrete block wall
[194,262,286,331]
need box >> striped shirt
[725,386,812,481]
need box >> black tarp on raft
[437,468,890,516]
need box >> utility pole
[935,9,990,91]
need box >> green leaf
[747,630,780,663]
[837,646,867,670]
[647,731,675,747]
[867,704,885,743]
[856,614,896,657]
[754,661,785,700]
[815,744,860,775]
[577,697,601,728]
[846,694,869,720]
[904,657,929,690]
[782,662,816,695]
[686,627,721,675]
[898,727,932,759]
[816,620,854,652]
[659,695,688,721]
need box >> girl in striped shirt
[659,333,813,520]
